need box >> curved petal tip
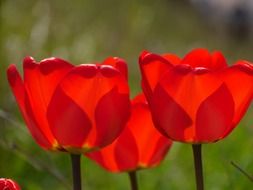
[139,51,172,66]
[102,57,128,79]
[7,64,20,87]
[100,65,120,78]
[233,60,253,75]
[73,64,98,78]
[139,50,151,62]
[23,56,36,69]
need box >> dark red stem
[192,144,204,190]
[71,154,82,190]
[128,171,138,190]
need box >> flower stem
[128,171,138,190]
[192,144,204,190]
[71,154,82,190]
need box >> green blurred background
[0,0,253,189]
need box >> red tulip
[139,48,253,143]
[86,94,172,172]
[0,178,21,190]
[7,56,130,153]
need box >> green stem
[128,171,138,190]
[231,161,253,182]
[192,144,204,190]
[71,154,82,190]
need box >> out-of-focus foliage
[0,0,252,189]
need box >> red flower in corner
[0,178,21,190]
[139,48,253,143]
[7,56,130,153]
[86,94,172,172]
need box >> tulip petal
[102,57,128,80]
[139,51,173,99]
[195,84,235,142]
[148,137,172,166]
[221,61,253,130]
[211,51,227,70]
[151,84,192,141]
[7,65,53,148]
[86,142,120,172]
[0,178,20,190]
[87,146,126,172]
[51,64,130,149]
[128,103,153,165]
[23,56,73,108]
[95,87,130,147]
[128,102,172,167]
[87,127,139,172]
[22,57,74,147]
[7,65,26,113]
[162,53,181,65]
[181,48,228,70]
[181,48,212,68]
[114,128,139,171]
[47,87,92,149]
[158,65,223,119]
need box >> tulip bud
[0,178,21,190]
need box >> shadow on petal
[151,84,192,142]
[114,128,139,172]
[47,87,92,148]
[196,84,234,142]
[95,87,130,147]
